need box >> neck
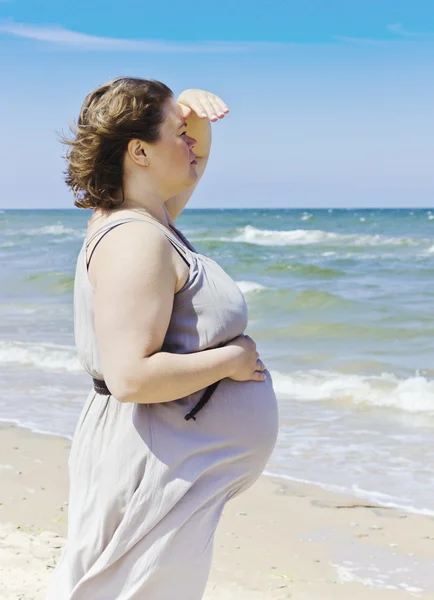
[113,183,170,226]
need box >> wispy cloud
[387,22,434,40]
[0,20,285,52]
[335,23,434,45]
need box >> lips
[190,153,197,164]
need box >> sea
[1,207,434,516]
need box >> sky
[0,0,433,209]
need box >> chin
[188,164,199,182]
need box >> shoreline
[1,423,434,598]
[2,418,432,519]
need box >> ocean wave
[263,471,434,517]
[266,321,434,342]
[250,289,353,312]
[263,261,346,277]
[235,280,268,294]
[0,340,83,372]
[23,272,74,293]
[229,225,422,247]
[270,369,434,414]
[28,224,80,236]
[289,290,353,310]
[6,224,82,237]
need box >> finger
[188,101,209,119]
[252,371,266,382]
[188,98,210,119]
[211,101,224,119]
[198,95,219,121]
[209,98,225,119]
[256,359,266,372]
[212,95,230,114]
[244,334,256,348]
[256,351,260,359]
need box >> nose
[186,134,197,148]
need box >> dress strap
[85,217,190,271]
[85,218,138,248]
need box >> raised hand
[177,89,230,123]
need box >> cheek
[158,139,190,174]
[175,140,190,164]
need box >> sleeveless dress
[46,217,279,600]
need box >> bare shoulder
[87,219,175,291]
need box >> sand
[0,423,433,599]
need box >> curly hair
[62,77,173,209]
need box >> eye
[180,131,187,137]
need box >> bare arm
[90,221,263,404]
[165,89,229,221]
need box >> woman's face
[145,97,198,197]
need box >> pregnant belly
[146,372,279,488]
[209,371,279,453]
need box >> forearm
[178,93,211,158]
[114,345,237,404]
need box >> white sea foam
[7,224,82,237]
[334,564,397,590]
[0,340,83,372]
[28,224,81,236]
[227,225,422,247]
[235,280,268,294]
[270,369,434,414]
[263,471,434,517]
[333,551,430,594]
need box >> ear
[127,139,149,167]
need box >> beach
[1,208,434,597]
[1,423,433,599]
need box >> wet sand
[1,423,433,599]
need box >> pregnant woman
[46,77,278,600]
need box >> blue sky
[0,1,433,209]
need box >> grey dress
[46,216,279,600]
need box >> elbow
[104,370,144,404]
[102,357,168,404]
[116,386,161,405]
[104,364,157,404]
[112,385,137,404]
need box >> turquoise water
[1,208,434,514]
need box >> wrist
[217,345,240,378]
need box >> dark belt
[92,378,219,421]
[93,378,111,395]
